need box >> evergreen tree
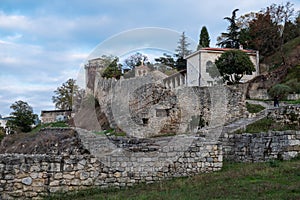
[217,9,240,49]
[102,58,122,79]
[175,32,192,58]
[197,26,210,50]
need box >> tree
[102,58,123,79]
[268,84,292,99]
[154,53,176,68]
[7,100,37,133]
[217,9,240,49]
[124,52,148,69]
[248,12,280,58]
[175,32,192,58]
[52,79,80,110]
[214,50,255,84]
[197,26,210,50]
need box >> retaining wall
[221,130,300,162]
[0,130,222,199]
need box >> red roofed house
[185,47,259,86]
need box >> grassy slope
[47,158,300,200]
[263,36,300,68]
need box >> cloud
[1,0,300,117]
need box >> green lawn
[46,158,300,200]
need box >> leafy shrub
[268,84,292,99]
[246,102,265,113]
[285,78,300,93]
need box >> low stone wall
[248,88,270,100]
[267,105,300,125]
[287,93,300,100]
[221,130,300,162]
[0,130,222,199]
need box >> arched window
[206,61,214,72]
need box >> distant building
[135,64,150,77]
[0,116,13,135]
[40,110,72,124]
[185,47,259,87]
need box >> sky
[0,0,300,117]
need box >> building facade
[40,110,72,124]
[185,48,259,87]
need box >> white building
[0,116,12,135]
[185,48,259,87]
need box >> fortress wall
[221,130,300,162]
[90,74,248,136]
[0,129,222,199]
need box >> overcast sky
[1,0,299,117]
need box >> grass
[246,102,265,113]
[45,158,300,200]
[264,36,300,67]
[94,129,126,137]
[283,99,300,105]
[30,121,69,133]
[235,117,299,134]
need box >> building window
[206,61,214,73]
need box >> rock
[22,177,32,186]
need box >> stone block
[80,171,90,180]
[49,180,60,186]
[22,177,32,186]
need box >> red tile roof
[201,47,256,53]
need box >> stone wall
[267,105,300,126]
[248,88,271,100]
[0,129,222,199]
[221,130,300,162]
[287,93,300,100]
[83,72,248,137]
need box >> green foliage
[285,78,300,93]
[217,9,240,48]
[124,52,148,69]
[155,53,188,71]
[268,84,292,99]
[7,100,37,133]
[102,58,122,79]
[47,159,300,200]
[197,26,210,50]
[30,121,69,134]
[246,102,265,113]
[154,53,176,69]
[214,50,255,84]
[52,79,82,110]
[94,129,126,137]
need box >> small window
[142,118,149,125]
[207,81,213,86]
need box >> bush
[246,102,265,113]
[285,78,300,93]
[268,84,292,100]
